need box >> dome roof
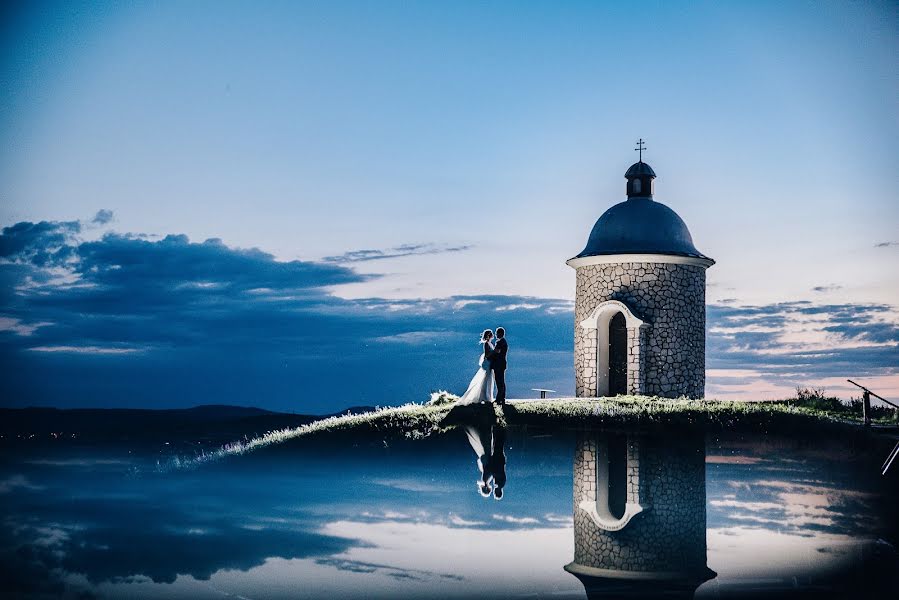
[571,197,712,261]
[624,161,656,178]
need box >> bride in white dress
[457,329,496,405]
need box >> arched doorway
[608,312,627,396]
[579,300,646,398]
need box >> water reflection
[565,429,714,598]
[442,404,507,499]
[0,424,897,598]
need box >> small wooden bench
[531,388,557,399]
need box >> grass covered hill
[173,392,897,469]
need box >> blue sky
[1,1,897,411]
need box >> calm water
[1,421,897,599]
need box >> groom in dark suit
[491,327,508,405]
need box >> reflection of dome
[569,161,713,263]
[572,198,710,260]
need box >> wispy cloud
[0,316,52,337]
[495,303,542,311]
[373,331,457,344]
[91,209,114,225]
[27,345,146,355]
[322,243,472,263]
[812,284,842,293]
[874,241,898,248]
[452,299,488,310]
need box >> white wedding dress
[457,342,496,405]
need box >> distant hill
[0,403,389,448]
[0,404,317,447]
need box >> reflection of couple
[462,409,507,499]
[457,327,509,406]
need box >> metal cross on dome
[634,138,647,162]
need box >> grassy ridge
[167,393,894,470]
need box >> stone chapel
[566,155,714,399]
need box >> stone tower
[564,430,715,598]
[567,158,714,398]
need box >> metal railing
[847,380,899,475]
[847,379,899,426]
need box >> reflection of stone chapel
[565,430,715,597]
[567,156,714,398]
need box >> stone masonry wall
[574,262,706,398]
[571,432,708,574]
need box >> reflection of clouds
[0,427,576,597]
[316,557,465,581]
[370,478,460,493]
[700,525,895,594]
[0,474,43,494]
[0,494,354,592]
[492,514,540,525]
[755,479,876,500]
[27,523,80,559]
[711,494,842,530]
[543,513,574,526]
[358,510,430,523]
[711,465,880,537]
[50,516,577,598]
[711,499,783,511]
[706,455,767,465]
[315,519,576,598]
[705,439,897,594]
[725,512,836,530]
[448,514,486,527]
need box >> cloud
[0,220,80,268]
[495,303,542,311]
[812,284,842,293]
[372,331,459,344]
[1,217,897,411]
[27,345,147,355]
[0,317,52,336]
[322,243,472,263]
[706,300,899,398]
[91,209,114,225]
[452,299,489,310]
[874,241,898,248]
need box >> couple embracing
[458,327,508,406]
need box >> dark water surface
[1,424,897,599]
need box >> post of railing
[863,390,871,426]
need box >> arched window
[632,178,642,194]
